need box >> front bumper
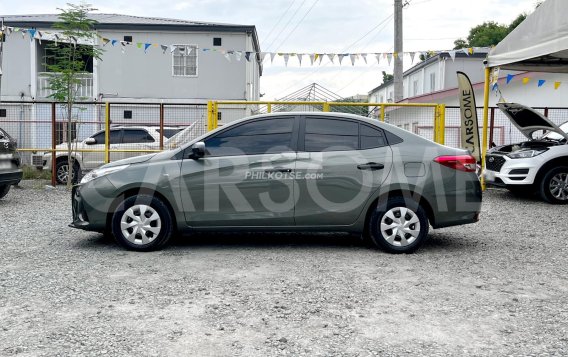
[69,178,117,233]
[484,155,540,186]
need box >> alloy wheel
[57,164,71,184]
[379,206,421,247]
[549,172,568,201]
[120,204,162,245]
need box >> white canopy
[486,0,568,72]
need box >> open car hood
[163,122,198,149]
[497,102,568,141]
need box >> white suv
[38,124,197,184]
[484,103,568,204]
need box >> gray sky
[1,0,539,99]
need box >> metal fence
[2,100,568,185]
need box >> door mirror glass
[85,137,96,145]
[191,141,206,159]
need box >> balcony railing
[37,72,93,99]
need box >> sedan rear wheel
[111,194,174,251]
[369,196,429,253]
[540,166,568,204]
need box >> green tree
[382,71,393,84]
[44,3,103,188]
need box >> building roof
[1,13,261,53]
[368,49,490,95]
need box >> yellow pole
[322,102,330,112]
[379,105,385,122]
[481,67,491,190]
[438,104,446,145]
[105,102,110,164]
[207,101,213,131]
[213,102,219,129]
[267,103,272,113]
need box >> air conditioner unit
[31,154,45,168]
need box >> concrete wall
[1,35,33,100]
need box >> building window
[213,37,222,46]
[379,95,384,103]
[217,111,222,122]
[123,110,132,119]
[0,109,6,117]
[55,122,77,145]
[123,35,132,43]
[413,80,419,96]
[172,44,198,77]
[430,73,436,92]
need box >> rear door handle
[264,167,293,173]
[357,162,384,171]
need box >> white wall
[1,35,33,100]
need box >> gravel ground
[0,181,567,356]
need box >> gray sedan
[71,112,482,253]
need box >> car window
[122,129,155,144]
[90,130,122,144]
[304,117,358,152]
[157,128,183,139]
[205,118,295,156]
[360,124,387,149]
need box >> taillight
[434,155,477,172]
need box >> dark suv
[0,128,22,199]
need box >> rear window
[0,128,11,140]
[157,128,183,139]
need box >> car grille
[486,155,506,172]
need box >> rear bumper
[0,169,23,186]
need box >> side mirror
[85,137,97,145]
[190,141,206,159]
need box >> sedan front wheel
[111,194,174,251]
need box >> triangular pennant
[136,42,143,49]
[462,48,469,56]
[338,54,346,65]
[224,52,232,62]
[144,43,151,53]
[102,38,110,46]
[349,54,357,66]
[235,51,242,61]
[410,52,416,64]
[187,46,193,54]
[468,47,474,55]
[522,77,530,85]
[7,27,13,35]
[120,41,126,54]
[297,53,303,66]
[270,52,276,63]
[554,81,561,90]
[28,29,36,41]
[506,74,515,84]
[283,54,290,66]
[375,53,381,65]
[309,54,316,65]
[260,52,268,62]
[393,52,398,60]
[327,53,335,64]
[318,54,324,65]
[492,83,499,92]
[538,79,546,87]
[360,53,367,64]
[448,50,456,62]
[53,34,59,45]
[20,29,27,39]
[245,52,252,62]
[170,45,177,53]
[160,45,168,53]
[111,40,117,46]
[387,53,393,66]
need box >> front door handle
[264,168,293,173]
[357,162,384,171]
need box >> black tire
[368,196,429,254]
[55,158,80,185]
[0,184,10,199]
[539,166,568,204]
[111,194,174,251]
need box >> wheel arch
[534,156,568,184]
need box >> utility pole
[393,0,403,102]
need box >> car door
[294,116,393,226]
[179,116,299,227]
[81,129,123,170]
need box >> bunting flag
[338,54,346,65]
[375,53,381,65]
[327,53,335,64]
[160,45,168,54]
[506,74,515,84]
[349,54,357,66]
[102,38,110,46]
[144,43,151,53]
[360,53,367,64]
[554,81,562,90]
[283,53,290,66]
[111,39,117,46]
[317,53,324,65]
[522,77,530,85]
[448,50,456,62]
[538,79,546,87]
[136,42,142,49]
[270,52,276,63]
[235,51,242,61]
[28,29,36,41]
[462,48,469,56]
[387,53,393,66]
[393,52,398,60]
[245,51,251,62]
[223,51,231,62]
[409,52,416,64]
[309,54,316,65]
[260,52,267,63]
[297,53,303,66]
[170,45,176,53]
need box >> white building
[368,50,568,147]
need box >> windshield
[543,121,568,140]
[157,128,183,139]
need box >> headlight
[80,164,130,184]
[506,149,547,159]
